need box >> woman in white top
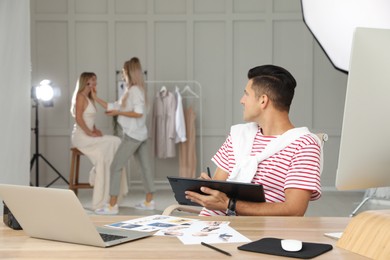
[70,72,128,210]
[93,58,155,215]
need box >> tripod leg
[46,177,61,187]
[30,154,39,186]
[38,154,69,185]
[30,154,38,170]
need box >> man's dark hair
[248,65,296,112]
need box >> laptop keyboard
[99,233,127,242]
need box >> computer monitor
[336,27,390,190]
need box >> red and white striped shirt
[200,127,322,216]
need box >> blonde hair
[70,72,96,117]
[121,57,146,108]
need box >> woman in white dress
[70,72,128,210]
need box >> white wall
[30,0,347,190]
[0,0,30,185]
[0,0,31,213]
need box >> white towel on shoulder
[228,124,321,183]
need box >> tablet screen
[167,176,265,206]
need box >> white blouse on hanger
[175,86,187,143]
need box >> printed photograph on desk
[168,221,250,245]
[154,221,231,237]
[105,215,198,233]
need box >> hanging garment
[175,87,187,143]
[152,88,177,158]
[179,106,197,178]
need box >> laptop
[167,176,265,206]
[0,184,151,247]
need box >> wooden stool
[69,148,92,195]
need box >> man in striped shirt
[185,65,322,216]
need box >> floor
[76,187,390,217]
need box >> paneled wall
[30,0,347,190]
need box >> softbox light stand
[30,99,69,187]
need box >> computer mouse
[281,239,302,252]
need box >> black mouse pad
[238,237,333,259]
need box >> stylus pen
[201,242,232,256]
[207,167,211,178]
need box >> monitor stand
[350,188,390,217]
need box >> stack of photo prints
[106,215,250,245]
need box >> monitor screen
[336,27,390,190]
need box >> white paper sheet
[155,220,251,245]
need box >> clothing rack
[113,76,204,183]
[146,80,203,172]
